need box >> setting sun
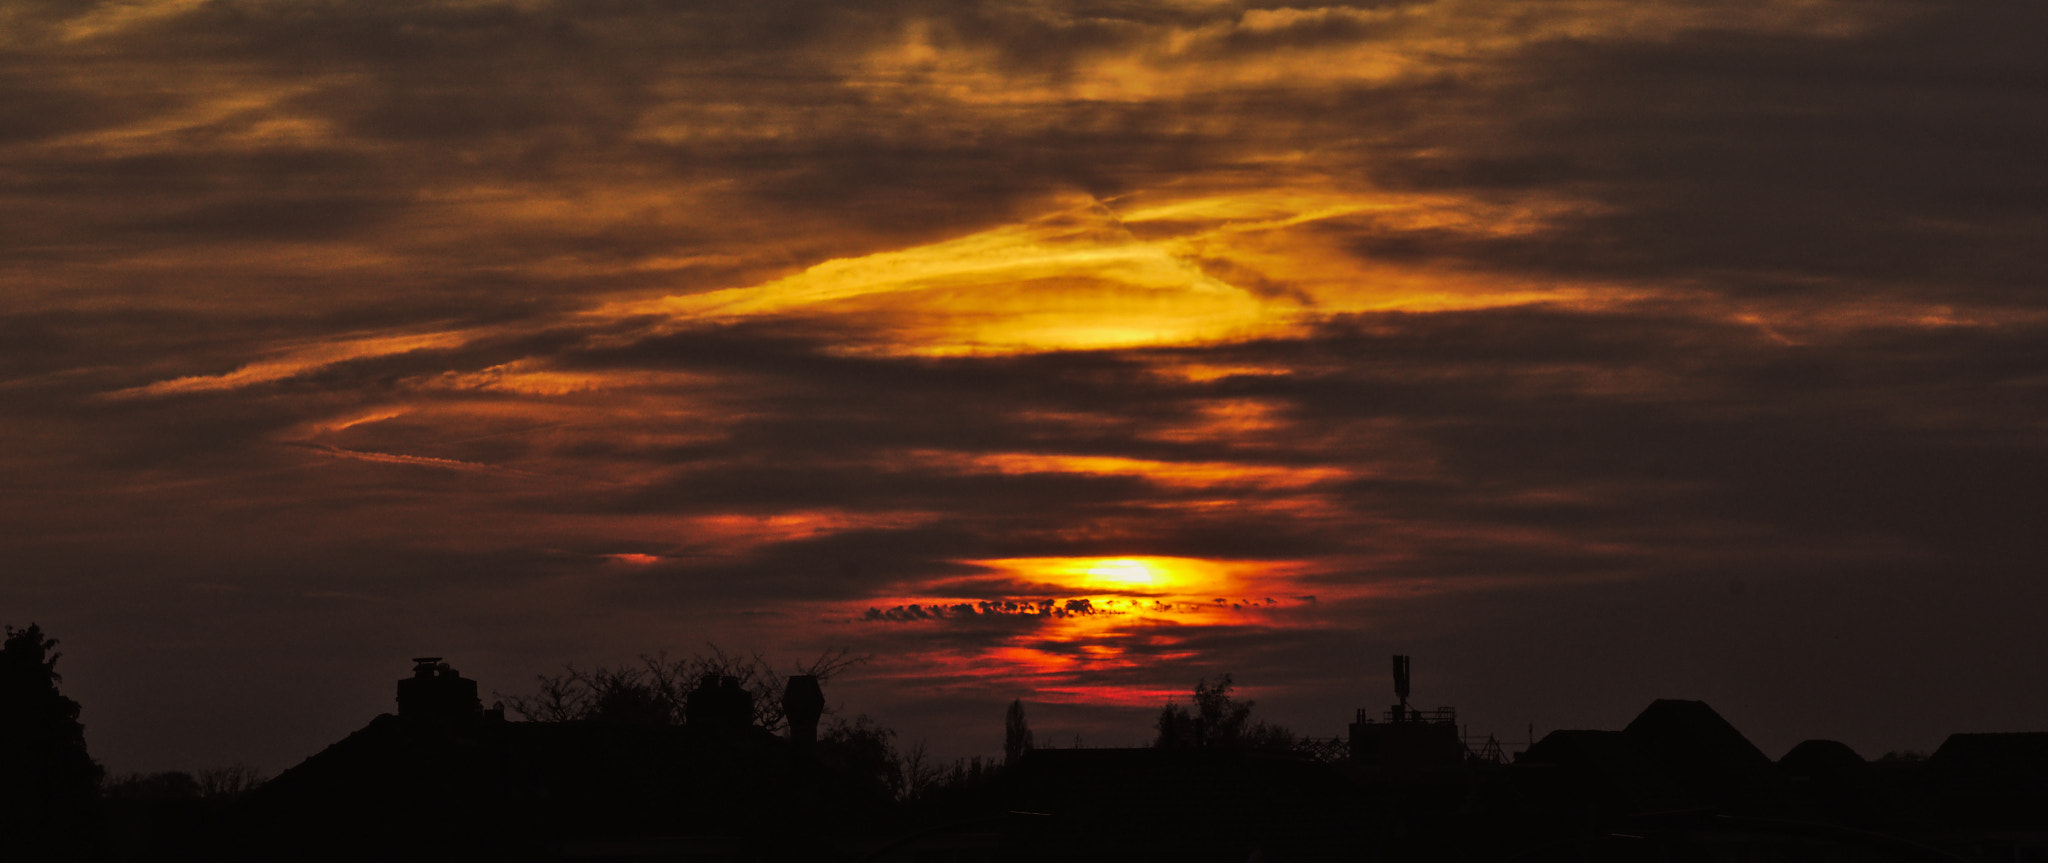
[964,555,1267,598]
[857,553,1314,683]
[1083,558,1159,589]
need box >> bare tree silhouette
[819,714,903,800]
[1004,698,1034,765]
[1155,674,1296,750]
[498,645,863,731]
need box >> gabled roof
[1001,748,1365,861]
[1520,729,1697,814]
[1624,699,1773,771]
[1623,699,1780,807]
[1516,700,1785,816]
[1924,732,2048,802]
[244,713,856,858]
[1779,739,1866,781]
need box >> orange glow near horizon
[857,556,1317,698]
[968,555,1271,598]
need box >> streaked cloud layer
[4,0,2045,771]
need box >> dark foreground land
[44,661,2048,863]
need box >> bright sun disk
[1084,558,1158,588]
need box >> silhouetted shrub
[820,714,904,800]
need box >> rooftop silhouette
[25,640,2048,862]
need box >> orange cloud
[110,330,475,398]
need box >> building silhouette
[198,653,2048,862]
[236,659,883,861]
[1347,654,1467,771]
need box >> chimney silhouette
[782,675,825,756]
[686,673,722,728]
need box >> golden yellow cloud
[847,0,1894,105]
[594,188,1622,356]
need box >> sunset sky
[5,0,2046,775]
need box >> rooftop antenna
[1392,654,1412,721]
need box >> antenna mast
[1392,654,1412,721]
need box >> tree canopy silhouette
[1154,674,1296,750]
[1,623,102,859]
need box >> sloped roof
[1002,748,1366,862]
[1514,700,1785,816]
[1780,739,1866,781]
[1520,729,1697,814]
[1922,731,2048,827]
[244,714,856,859]
[1623,699,1780,807]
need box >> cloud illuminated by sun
[855,555,1316,691]
[581,189,1621,358]
[1083,558,1159,590]
[970,555,1267,598]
